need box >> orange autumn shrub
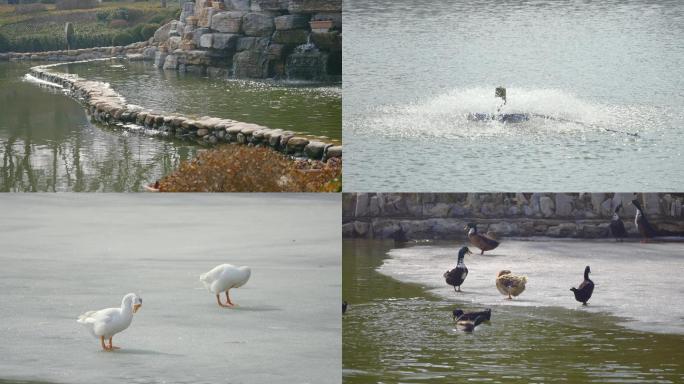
[159,145,342,192]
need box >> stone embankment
[343,193,684,240]
[29,61,341,161]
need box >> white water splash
[363,88,652,139]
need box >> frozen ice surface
[378,239,684,335]
[0,194,341,384]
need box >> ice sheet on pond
[378,239,684,335]
[0,194,341,384]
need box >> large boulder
[236,36,269,51]
[555,193,574,216]
[233,50,269,78]
[211,11,245,33]
[540,196,555,217]
[242,13,275,36]
[225,0,250,10]
[199,33,214,48]
[272,29,309,45]
[310,31,341,51]
[274,14,309,30]
[212,33,239,49]
[153,21,180,44]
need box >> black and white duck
[609,202,627,242]
[443,246,471,293]
[570,266,595,305]
[632,198,657,243]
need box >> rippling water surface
[343,239,684,383]
[343,0,684,191]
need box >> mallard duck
[77,293,142,351]
[452,308,491,323]
[342,301,348,315]
[453,310,489,332]
[632,199,657,243]
[200,264,251,307]
[609,203,627,242]
[570,265,595,305]
[443,246,471,292]
[465,223,500,254]
[496,270,527,299]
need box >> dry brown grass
[158,145,342,192]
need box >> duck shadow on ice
[104,348,184,357]
[226,305,282,312]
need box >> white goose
[200,264,251,307]
[77,293,142,351]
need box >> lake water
[61,59,342,141]
[343,239,684,383]
[0,194,341,384]
[0,61,200,192]
[343,0,684,191]
[0,59,341,192]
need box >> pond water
[343,0,684,191]
[61,59,342,141]
[0,61,200,192]
[343,239,684,383]
[0,194,341,384]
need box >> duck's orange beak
[133,303,142,313]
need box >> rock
[590,193,605,213]
[233,50,268,78]
[643,194,661,216]
[192,28,211,47]
[288,0,342,12]
[555,193,574,216]
[142,46,157,60]
[253,0,288,11]
[212,33,239,49]
[285,51,328,81]
[242,13,275,37]
[310,31,341,51]
[324,145,342,159]
[547,223,576,237]
[540,196,555,217]
[273,29,309,45]
[225,0,250,11]
[274,14,310,30]
[424,203,451,217]
[168,36,182,50]
[162,54,178,70]
[355,193,369,217]
[211,11,245,33]
[353,221,369,236]
[371,219,401,238]
[197,128,209,137]
[236,36,267,51]
[199,33,214,48]
[489,222,517,236]
[153,21,179,44]
[369,196,380,216]
[303,141,327,159]
[180,2,195,23]
[154,51,168,68]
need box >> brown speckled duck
[496,270,527,299]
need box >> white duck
[200,264,251,308]
[77,293,142,351]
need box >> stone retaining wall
[342,193,684,240]
[28,60,341,161]
[149,0,342,80]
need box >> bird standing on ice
[77,293,142,351]
[200,264,251,307]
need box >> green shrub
[111,7,129,20]
[0,33,9,53]
[130,23,144,40]
[96,11,110,22]
[109,19,129,28]
[111,31,135,46]
[140,23,159,40]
